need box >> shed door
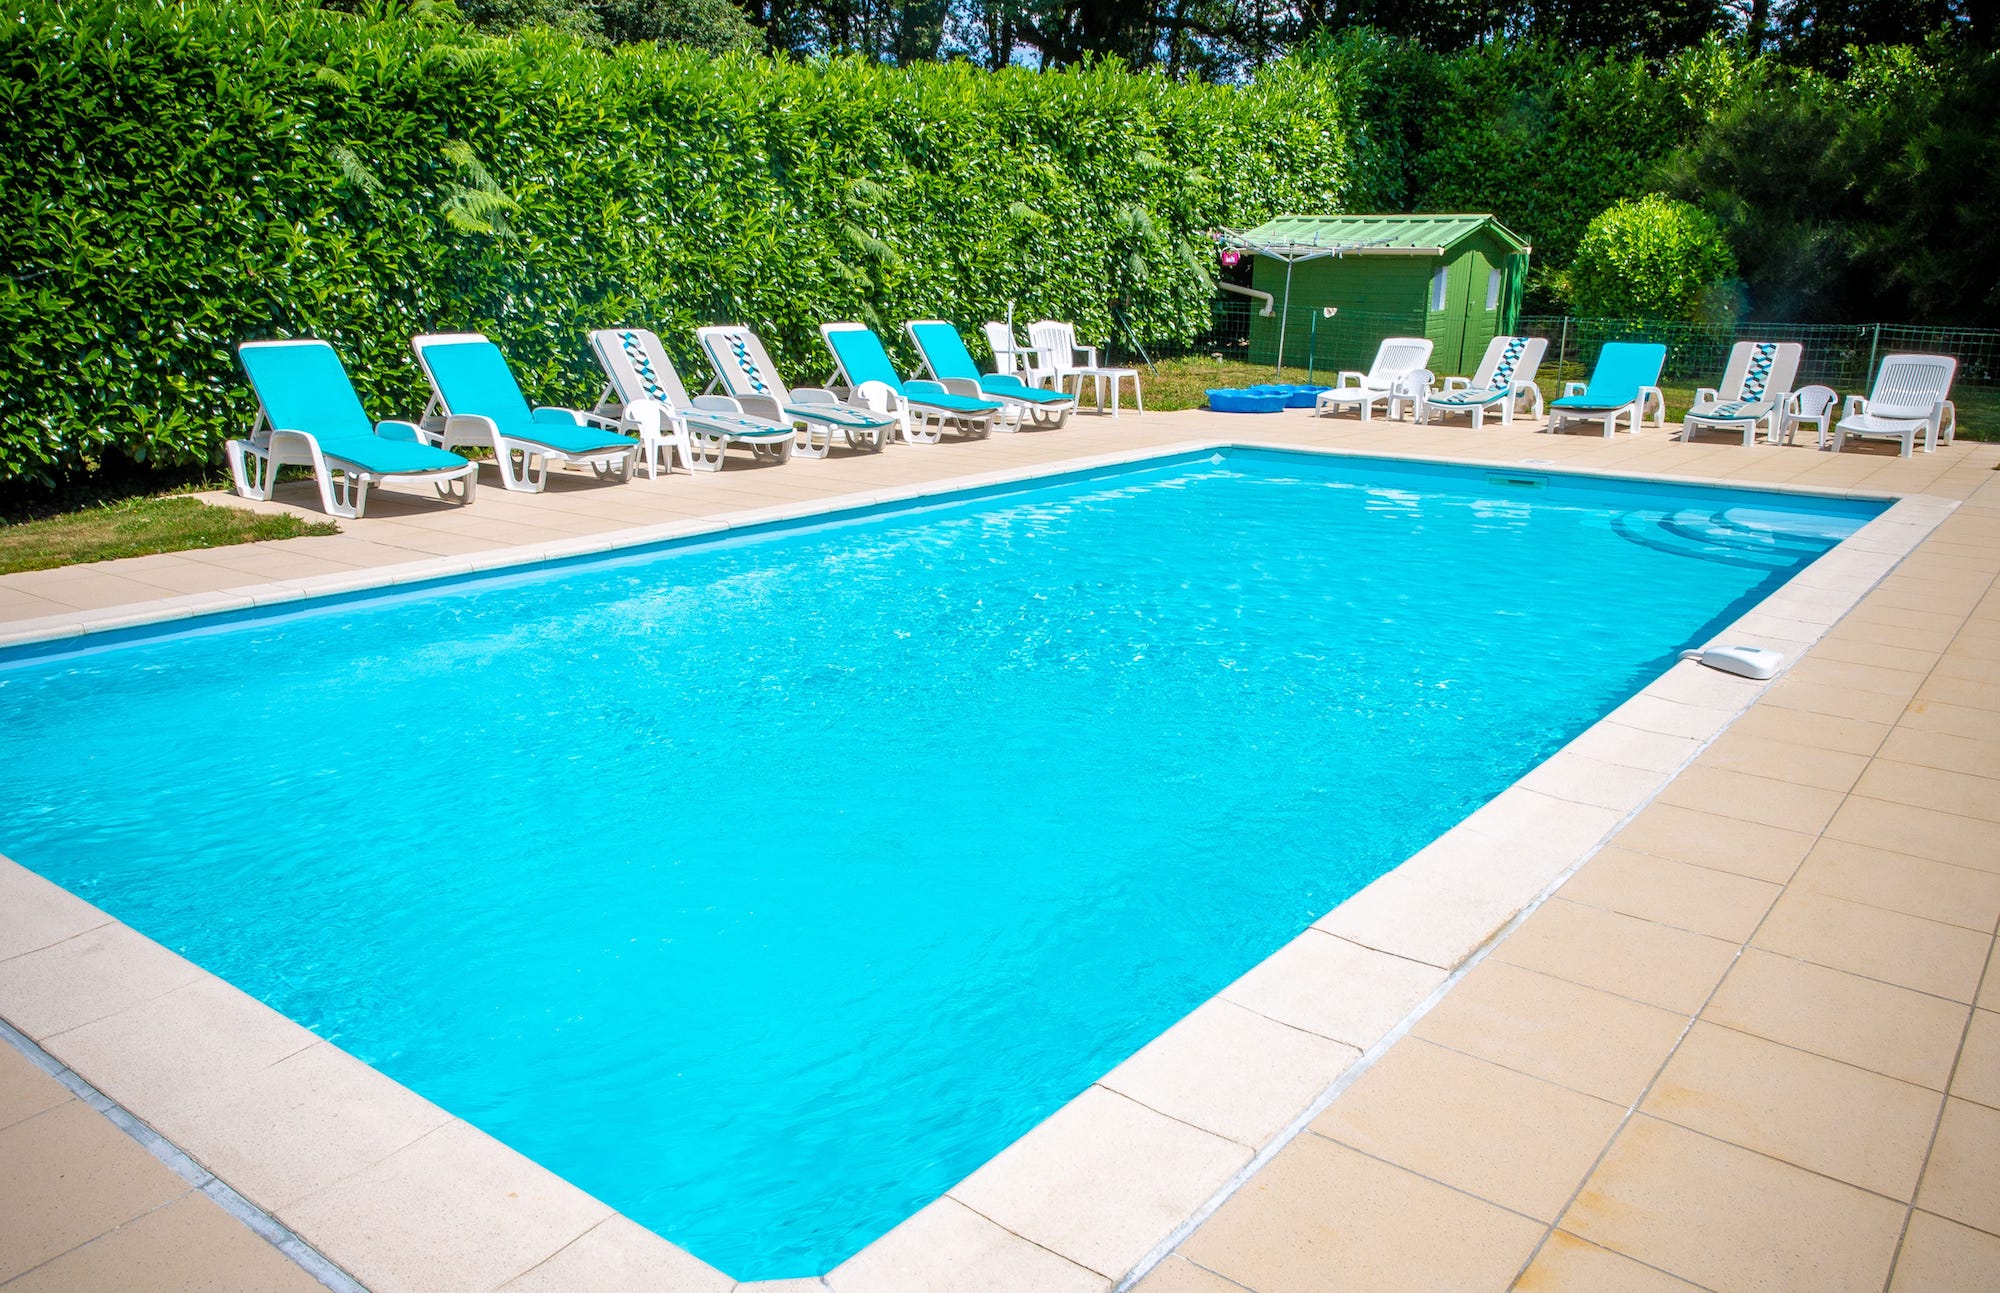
[1441,252,1480,373]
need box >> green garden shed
[1225,214,1532,378]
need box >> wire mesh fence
[1120,297,1998,433]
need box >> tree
[1563,195,1741,319]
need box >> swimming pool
[0,449,1884,1278]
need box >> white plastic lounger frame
[229,338,477,519]
[906,320,1075,431]
[1416,335,1546,429]
[586,328,794,476]
[1677,341,1803,446]
[1832,353,1957,458]
[411,332,636,492]
[1027,321,1142,416]
[1316,337,1434,422]
[695,325,891,459]
[817,322,1000,444]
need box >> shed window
[1430,267,1448,310]
[1485,268,1503,311]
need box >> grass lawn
[0,495,336,575]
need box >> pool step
[1611,508,1835,570]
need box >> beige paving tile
[1753,888,1990,1002]
[1311,1037,1623,1222]
[1898,698,2000,742]
[0,1045,69,1132]
[1955,1009,2000,1110]
[1656,765,1845,834]
[825,1197,1105,1293]
[1705,949,1970,1090]
[1562,1115,1904,1293]
[0,924,203,1041]
[1720,704,1888,756]
[1128,1255,1244,1293]
[1613,802,1816,883]
[1825,795,2000,874]
[1491,896,1737,1015]
[1698,729,1872,792]
[1409,961,1686,1104]
[0,861,114,962]
[948,1086,1250,1279]
[1889,1210,2000,1292]
[1099,998,1359,1148]
[1179,1135,1545,1293]
[498,1215,737,1292]
[1878,726,2000,780]
[2,1190,324,1292]
[1221,930,1447,1048]
[1641,1020,1941,1199]
[0,1100,190,1281]
[1785,657,1928,698]
[1763,675,1916,724]
[1511,1230,1707,1292]
[1918,674,2000,713]
[1854,760,2000,824]
[1984,938,1999,1013]
[1810,635,1946,674]
[279,1119,612,1293]
[1554,846,1779,942]
[1553,721,1701,775]
[1794,837,2000,931]
[1916,1097,2000,1236]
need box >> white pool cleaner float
[1679,644,1784,679]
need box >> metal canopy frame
[1212,227,1396,372]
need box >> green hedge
[0,0,1377,486]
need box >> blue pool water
[0,450,1882,1278]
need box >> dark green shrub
[1562,195,1739,320]
[0,0,1367,486]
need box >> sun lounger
[906,321,1075,429]
[819,322,1003,444]
[1832,354,1957,458]
[1678,341,1802,446]
[229,338,476,518]
[586,328,795,476]
[1417,336,1547,430]
[412,333,637,492]
[1315,338,1434,422]
[1545,342,1667,437]
[696,325,893,458]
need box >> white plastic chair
[1779,385,1839,449]
[1678,341,1803,446]
[1027,320,1142,416]
[1316,338,1434,422]
[1833,354,1958,458]
[981,322,1047,388]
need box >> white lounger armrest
[690,394,746,415]
[1845,394,1870,418]
[1442,376,1473,393]
[1564,381,1586,397]
[905,379,950,398]
[376,419,425,442]
[935,377,985,399]
[734,393,785,422]
[531,406,586,426]
[792,387,842,404]
[1336,370,1366,389]
[443,413,500,441]
[1695,386,1719,405]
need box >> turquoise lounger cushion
[909,322,1068,407]
[424,340,636,454]
[239,342,469,475]
[827,327,1001,412]
[1550,342,1666,411]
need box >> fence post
[1307,308,1317,383]
[1866,322,1881,383]
[1558,317,1570,385]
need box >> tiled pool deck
[1,408,1996,1292]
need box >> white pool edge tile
[0,456,1953,1293]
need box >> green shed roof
[1231,213,1530,257]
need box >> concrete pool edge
[0,450,1954,1293]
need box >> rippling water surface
[0,450,1882,1278]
